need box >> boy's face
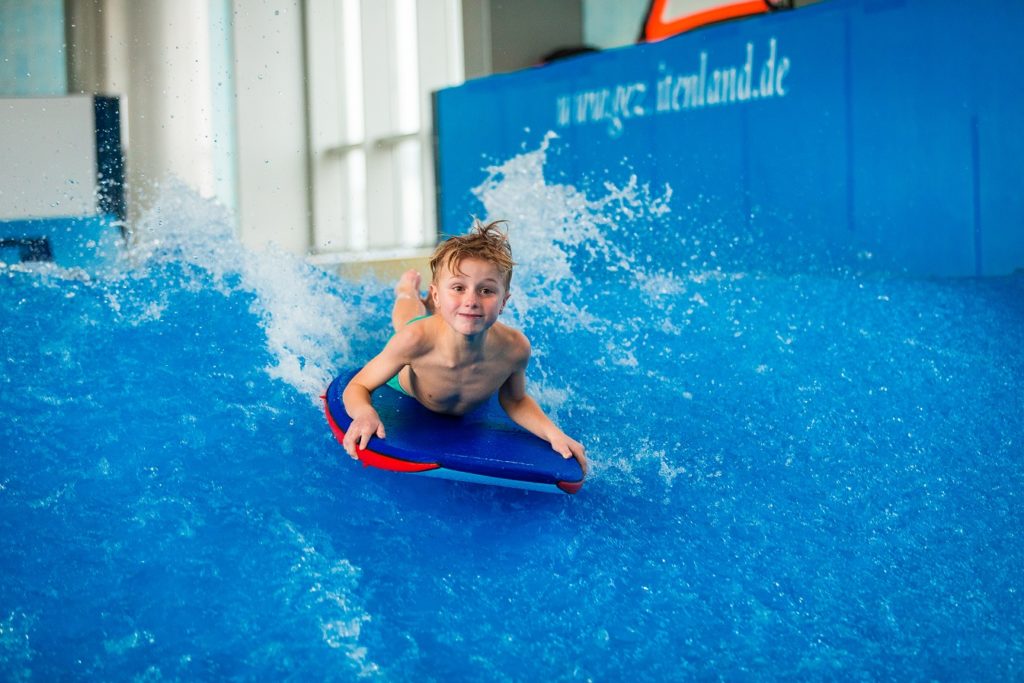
[430,257,510,336]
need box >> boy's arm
[498,354,587,474]
[341,330,420,458]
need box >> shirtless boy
[341,220,587,472]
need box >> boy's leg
[392,269,427,332]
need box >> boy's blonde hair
[430,219,515,289]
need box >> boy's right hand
[342,409,386,459]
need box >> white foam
[121,180,364,403]
[277,518,379,677]
[0,611,36,679]
[471,132,672,335]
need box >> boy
[342,220,587,473]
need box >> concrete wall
[0,96,97,220]
[61,0,305,250]
[8,0,595,262]
[462,0,584,79]
[230,0,311,254]
[65,0,239,233]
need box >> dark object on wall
[539,46,599,65]
[0,237,54,263]
[93,96,126,224]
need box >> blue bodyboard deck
[324,370,585,494]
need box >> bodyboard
[323,370,585,494]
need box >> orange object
[643,0,773,42]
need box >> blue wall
[436,0,1024,277]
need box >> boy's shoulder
[491,321,531,360]
[389,317,436,355]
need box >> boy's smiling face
[430,257,510,336]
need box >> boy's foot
[395,269,421,300]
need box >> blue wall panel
[435,0,1024,277]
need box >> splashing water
[2,140,1022,680]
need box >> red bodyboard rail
[322,395,440,473]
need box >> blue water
[2,146,1022,680]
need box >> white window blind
[306,0,464,259]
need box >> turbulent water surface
[2,143,1022,680]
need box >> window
[305,0,464,259]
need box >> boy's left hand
[550,434,588,475]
